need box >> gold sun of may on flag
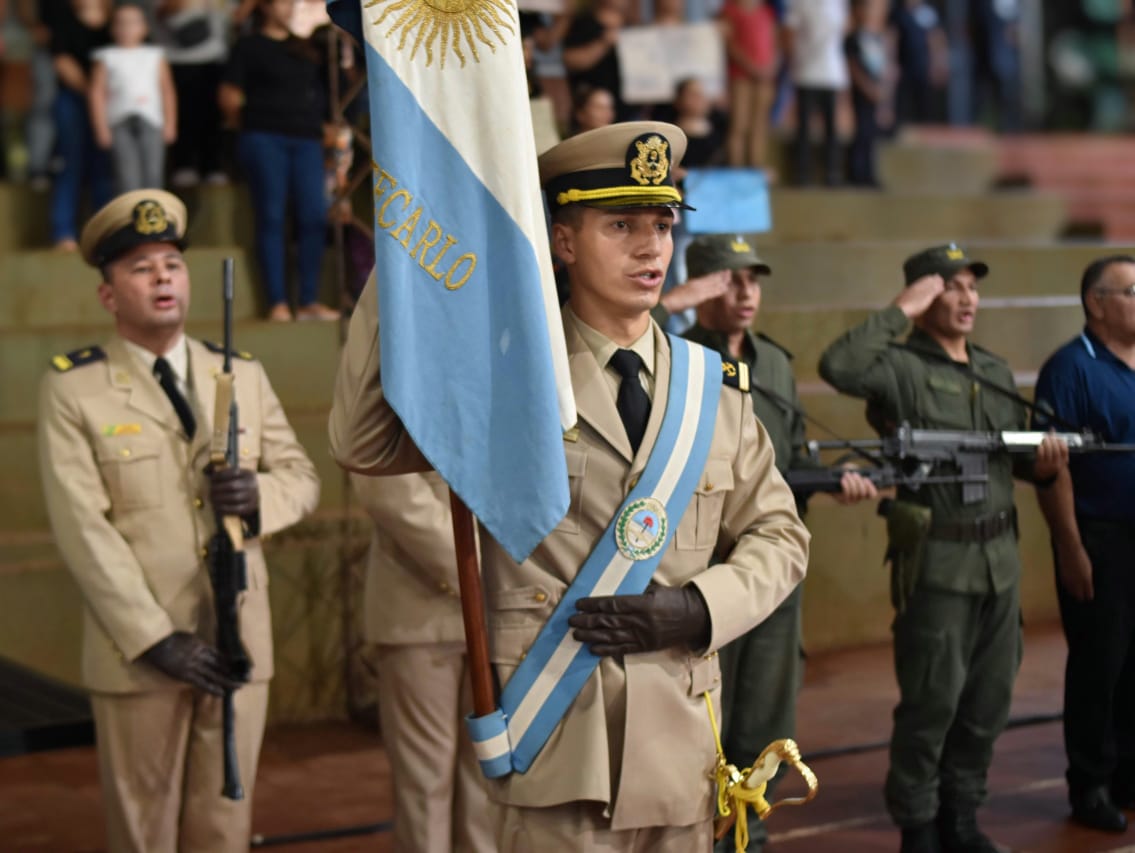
[364,0,515,68]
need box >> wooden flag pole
[449,490,496,717]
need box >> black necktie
[609,349,651,455]
[153,357,196,440]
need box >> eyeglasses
[1094,284,1135,298]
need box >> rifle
[206,257,252,801]
[786,422,1135,504]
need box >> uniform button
[194,498,204,509]
[519,650,527,661]
[713,675,721,683]
[534,591,548,603]
[438,581,450,593]
[628,475,640,490]
[240,448,250,457]
[120,448,131,458]
[200,547,208,558]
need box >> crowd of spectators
[2,0,341,321]
[0,0,1034,308]
[516,0,1023,188]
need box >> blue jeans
[237,131,328,308]
[50,87,112,243]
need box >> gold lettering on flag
[373,161,479,291]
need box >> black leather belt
[930,509,1016,544]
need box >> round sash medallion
[615,497,669,561]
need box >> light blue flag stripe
[353,37,569,562]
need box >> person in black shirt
[49,0,113,250]
[220,0,336,322]
[562,0,636,121]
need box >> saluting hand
[208,466,259,517]
[569,583,711,657]
[139,631,244,696]
[894,274,945,319]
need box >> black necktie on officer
[153,356,196,440]
[609,349,651,455]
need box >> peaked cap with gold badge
[79,189,188,268]
[538,121,692,213]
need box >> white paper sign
[616,22,726,104]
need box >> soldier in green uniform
[818,244,1068,853]
[681,233,877,853]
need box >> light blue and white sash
[467,336,723,778]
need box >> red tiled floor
[3,622,1134,852]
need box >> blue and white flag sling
[468,337,723,778]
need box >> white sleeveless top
[93,45,166,129]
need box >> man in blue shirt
[1034,254,1135,835]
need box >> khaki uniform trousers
[497,801,713,852]
[375,641,497,853]
[90,682,269,853]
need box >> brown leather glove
[568,583,711,657]
[208,466,259,517]
[138,632,244,696]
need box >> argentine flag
[328,0,575,561]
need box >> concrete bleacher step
[765,189,1066,243]
[759,302,1084,383]
[756,242,1133,306]
[0,320,342,423]
[877,134,1000,195]
[0,248,261,328]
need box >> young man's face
[921,268,979,340]
[553,206,674,321]
[700,267,762,334]
[98,243,191,338]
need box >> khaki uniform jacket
[818,305,1029,594]
[350,471,466,646]
[39,335,321,693]
[329,279,809,830]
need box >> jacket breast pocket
[674,458,734,551]
[921,375,972,430]
[96,442,163,511]
[555,447,588,534]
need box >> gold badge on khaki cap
[79,189,188,268]
[538,121,692,212]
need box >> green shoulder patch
[203,340,254,360]
[756,332,794,360]
[51,346,106,372]
[721,359,751,392]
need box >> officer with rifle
[38,190,320,852]
[677,232,877,853]
[818,244,1069,853]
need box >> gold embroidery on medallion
[364,0,514,68]
[629,136,670,186]
[133,200,168,235]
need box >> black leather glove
[208,466,259,517]
[568,583,711,657]
[138,631,243,696]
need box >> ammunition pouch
[883,499,932,613]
